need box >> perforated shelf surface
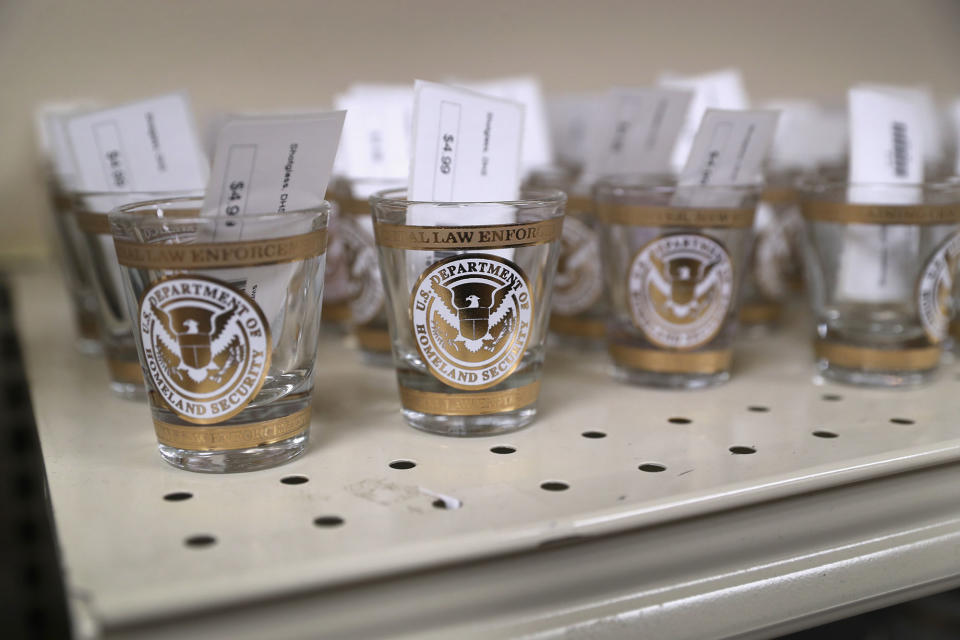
[14,267,960,640]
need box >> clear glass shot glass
[800,179,960,387]
[594,176,759,389]
[74,190,202,398]
[525,167,607,348]
[739,183,805,328]
[371,188,565,436]
[328,177,405,366]
[109,197,329,472]
[44,176,101,355]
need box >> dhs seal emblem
[552,216,603,315]
[412,254,533,390]
[139,275,271,423]
[628,234,733,349]
[918,232,960,343]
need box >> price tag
[838,86,925,304]
[409,80,524,203]
[659,68,749,173]
[64,92,208,193]
[202,111,345,240]
[581,87,692,183]
[455,75,551,174]
[334,84,413,180]
[673,108,779,208]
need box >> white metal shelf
[13,267,960,639]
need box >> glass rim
[796,176,960,193]
[109,195,332,225]
[593,173,762,194]
[369,187,567,208]
[69,188,205,198]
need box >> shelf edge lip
[89,448,960,630]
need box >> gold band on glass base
[399,381,541,416]
[739,301,782,325]
[814,340,940,371]
[324,301,352,323]
[154,406,311,452]
[951,320,960,343]
[107,358,143,384]
[354,326,392,352]
[609,345,732,374]
[78,308,99,340]
[550,314,606,338]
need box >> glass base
[75,337,102,356]
[110,380,147,401]
[402,405,537,437]
[158,432,308,473]
[816,359,935,388]
[548,331,606,351]
[612,365,730,390]
[359,349,394,367]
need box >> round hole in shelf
[313,516,344,528]
[812,430,838,438]
[638,463,667,473]
[540,481,570,492]
[163,491,193,502]
[729,446,757,455]
[389,459,416,470]
[280,475,309,485]
[821,394,843,402]
[490,446,516,455]
[668,417,692,425]
[581,430,607,439]
[184,534,216,548]
[890,418,915,425]
[747,406,769,413]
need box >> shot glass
[739,184,805,328]
[43,176,100,354]
[73,190,201,398]
[800,179,960,387]
[525,167,606,347]
[109,197,329,472]
[328,177,404,365]
[371,189,565,436]
[319,196,351,333]
[594,177,759,389]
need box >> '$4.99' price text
[439,134,454,174]
[224,180,245,227]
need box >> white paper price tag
[334,84,413,180]
[838,86,925,304]
[456,75,551,174]
[581,87,692,183]
[407,81,526,280]
[202,111,345,240]
[546,92,601,170]
[673,108,778,207]
[65,92,208,193]
[659,68,749,173]
[202,111,345,326]
[409,80,524,203]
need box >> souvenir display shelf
[13,266,960,640]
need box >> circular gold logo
[138,275,271,424]
[411,254,533,390]
[552,216,603,315]
[628,234,733,350]
[338,216,384,325]
[323,215,354,306]
[918,232,960,343]
[752,202,791,300]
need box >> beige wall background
[2,0,959,261]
